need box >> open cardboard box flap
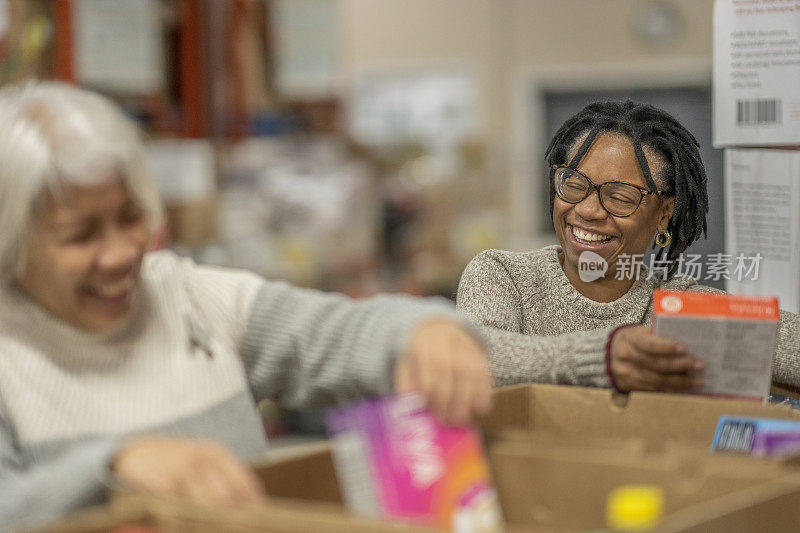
[480,383,800,448]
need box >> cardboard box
[656,481,800,532]
[253,441,800,532]
[266,384,800,530]
[652,289,779,400]
[49,437,800,532]
[164,196,219,247]
[28,490,437,533]
[479,383,800,449]
[44,384,800,532]
[487,435,800,531]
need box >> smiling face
[18,180,152,332]
[553,132,675,283]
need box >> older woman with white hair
[0,81,493,529]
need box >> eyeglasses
[552,165,665,217]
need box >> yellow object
[21,17,52,62]
[605,485,664,532]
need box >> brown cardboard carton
[252,441,800,532]
[164,196,219,247]
[75,439,800,533]
[259,443,341,504]
[23,499,155,533]
[655,481,800,533]
[29,492,437,533]
[59,382,800,532]
[480,383,800,449]
[487,437,800,531]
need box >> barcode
[714,420,755,453]
[736,99,781,126]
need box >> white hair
[0,80,162,281]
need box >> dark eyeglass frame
[551,164,666,218]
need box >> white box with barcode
[713,0,800,147]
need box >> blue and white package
[711,416,800,457]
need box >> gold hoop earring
[655,230,671,248]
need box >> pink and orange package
[325,394,505,532]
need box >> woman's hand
[394,318,493,426]
[609,325,705,393]
[111,437,265,505]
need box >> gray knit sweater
[0,251,456,530]
[456,246,800,389]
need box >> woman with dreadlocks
[457,100,800,393]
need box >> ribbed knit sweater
[456,246,800,389]
[0,250,456,530]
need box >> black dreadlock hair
[544,100,708,277]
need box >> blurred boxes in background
[141,132,503,297]
[144,139,219,247]
[212,136,381,290]
[163,197,219,248]
[17,0,509,299]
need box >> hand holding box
[653,289,779,400]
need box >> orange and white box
[653,289,780,401]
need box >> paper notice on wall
[73,0,164,94]
[349,71,477,153]
[725,148,800,313]
[271,0,339,99]
[713,0,800,146]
